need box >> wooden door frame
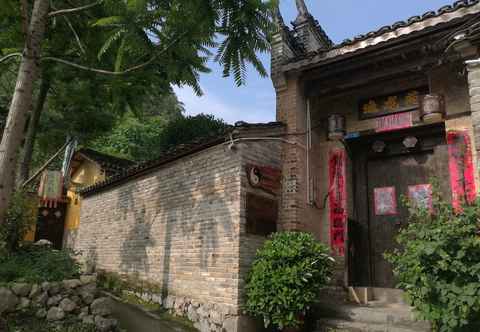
[347,123,446,287]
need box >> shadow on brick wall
[107,151,238,301]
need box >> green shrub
[385,197,480,332]
[0,191,36,252]
[0,245,80,283]
[245,232,334,330]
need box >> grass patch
[0,245,80,283]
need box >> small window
[246,193,278,236]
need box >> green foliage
[245,232,334,330]
[0,191,36,252]
[93,113,228,161]
[0,245,80,283]
[98,271,162,297]
[385,196,480,332]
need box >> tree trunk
[0,0,50,225]
[18,77,50,186]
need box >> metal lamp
[328,114,346,140]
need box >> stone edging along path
[0,274,119,331]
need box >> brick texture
[68,140,282,315]
[468,61,480,165]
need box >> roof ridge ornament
[295,0,309,17]
[273,5,286,27]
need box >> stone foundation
[123,290,261,332]
[0,275,118,332]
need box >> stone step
[315,318,431,332]
[371,288,408,305]
[314,302,430,331]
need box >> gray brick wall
[71,140,282,315]
[468,61,480,156]
[238,141,283,302]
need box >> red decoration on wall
[245,164,282,195]
[373,187,397,216]
[375,112,413,133]
[329,149,347,256]
[447,131,477,212]
[408,184,433,212]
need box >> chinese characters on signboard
[375,112,413,133]
[374,187,397,216]
[360,88,428,119]
[329,149,347,256]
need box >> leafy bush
[0,245,80,283]
[245,232,334,330]
[0,191,36,252]
[386,197,480,332]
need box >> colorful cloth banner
[38,170,64,208]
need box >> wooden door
[367,146,450,288]
[35,206,66,250]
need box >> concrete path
[107,294,198,332]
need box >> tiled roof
[335,0,479,49]
[79,122,285,196]
[284,0,480,71]
[75,148,136,173]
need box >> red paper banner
[329,149,347,256]
[373,187,397,216]
[408,184,433,212]
[375,112,413,133]
[447,131,476,212]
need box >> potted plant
[245,232,335,331]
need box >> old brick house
[273,0,480,296]
[70,1,480,331]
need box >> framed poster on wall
[373,187,397,216]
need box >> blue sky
[174,0,454,124]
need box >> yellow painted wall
[64,160,105,231]
[23,193,40,242]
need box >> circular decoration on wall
[247,166,261,186]
[54,211,62,219]
[372,140,386,153]
[41,209,49,217]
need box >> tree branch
[0,53,23,64]
[41,32,187,75]
[20,0,30,43]
[63,16,86,54]
[48,0,102,17]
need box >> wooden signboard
[359,87,428,119]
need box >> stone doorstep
[314,301,430,332]
[315,318,430,332]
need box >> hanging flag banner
[447,131,476,212]
[329,149,347,257]
[38,170,64,208]
[374,187,397,216]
